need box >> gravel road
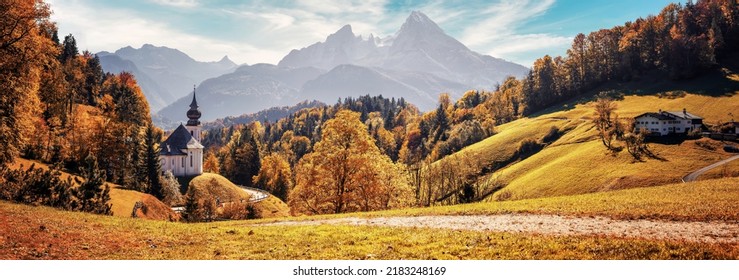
[262,214,739,243]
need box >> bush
[221,201,250,220]
[246,203,262,219]
[541,126,561,144]
[517,138,543,159]
[496,190,512,201]
[0,161,110,215]
[160,170,184,206]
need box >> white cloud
[45,0,571,67]
[47,0,272,64]
[150,0,198,8]
[218,0,393,56]
[487,34,572,66]
[396,0,568,66]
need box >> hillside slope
[9,158,174,220]
[2,177,737,259]
[440,70,739,202]
[188,173,289,218]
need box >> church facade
[160,89,204,177]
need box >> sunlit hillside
[9,158,175,220]
[440,69,739,201]
[2,177,737,259]
[187,173,290,219]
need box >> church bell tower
[185,85,202,141]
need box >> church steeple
[186,85,201,126]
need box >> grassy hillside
[1,199,736,260]
[697,155,739,180]
[251,177,739,223]
[439,71,739,201]
[378,177,739,222]
[256,195,291,219]
[188,173,289,218]
[188,173,253,203]
[9,158,174,220]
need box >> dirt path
[262,214,739,243]
[683,154,739,182]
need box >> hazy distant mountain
[203,100,325,131]
[158,64,324,122]
[97,44,237,111]
[158,11,528,123]
[278,24,381,70]
[300,64,469,109]
[385,11,527,87]
[280,11,528,90]
[97,53,175,111]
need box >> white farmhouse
[634,109,703,136]
[159,89,204,176]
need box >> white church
[160,88,204,177]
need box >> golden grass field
[439,90,739,202]
[2,177,738,260]
[697,155,739,180]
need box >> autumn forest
[2,0,739,220]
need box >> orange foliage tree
[0,0,54,167]
[289,110,411,215]
[252,153,292,201]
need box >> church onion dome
[186,86,201,126]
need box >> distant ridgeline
[202,100,325,131]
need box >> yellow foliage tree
[289,110,412,215]
[203,152,220,173]
[252,153,292,201]
[0,0,54,166]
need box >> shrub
[496,190,512,201]
[160,170,184,206]
[517,138,543,159]
[541,126,561,144]
[221,201,250,220]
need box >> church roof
[160,124,203,156]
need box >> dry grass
[697,154,739,180]
[7,158,174,220]
[386,177,739,222]
[437,91,739,202]
[257,177,739,223]
[188,173,253,203]
[188,173,290,218]
[1,201,736,260]
[490,138,733,201]
[256,194,291,219]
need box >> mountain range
[100,11,529,126]
[97,44,238,111]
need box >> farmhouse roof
[634,112,675,120]
[664,111,702,120]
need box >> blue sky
[48,0,684,67]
